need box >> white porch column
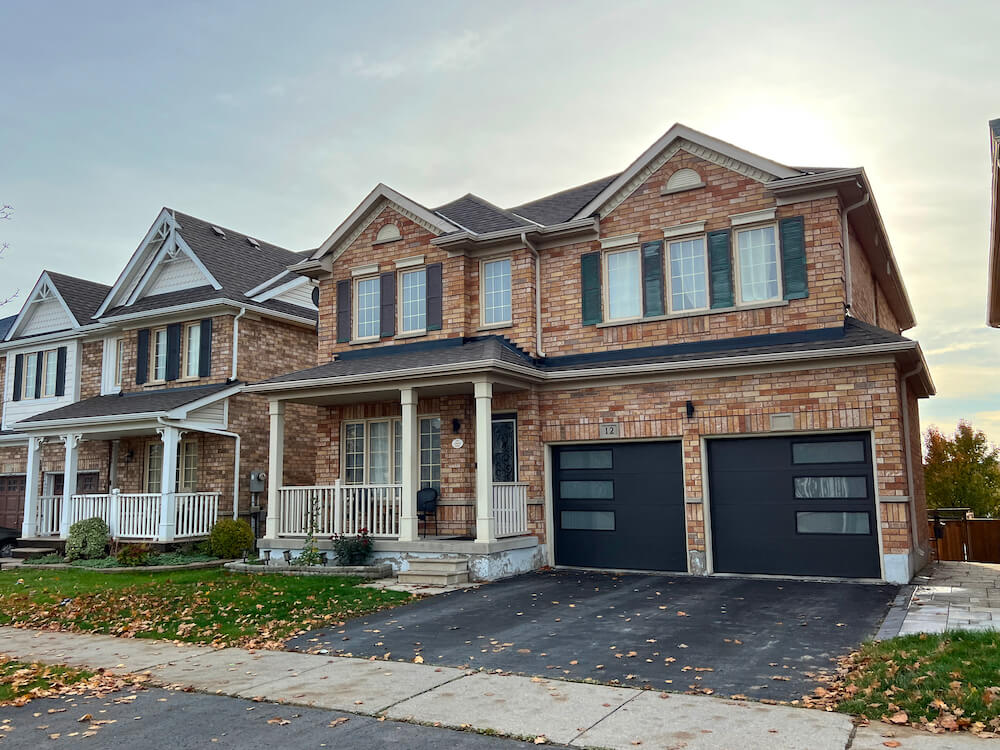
[265,400,285,539]
[398,387,419,542]
[59,433,81,538]
[21,437,43,538]
[474,380,496,544]
[157,425,181,542]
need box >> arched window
[664,168,704,193]
[376,223,401,243]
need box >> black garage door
[708,433,880,578]
[553,442,686,572]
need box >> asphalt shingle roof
[45,271,111,324]
[509,174,621,225]
[0,315,15,340]
[434,195,532,234]
[20,382,237,423]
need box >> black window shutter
[580,251,602,325]
[199,318,212,378]
[165,323,181,381]
[780,215,809,300]
[54,347,67,397]
[641,241,665,318]
[12,354,23,402]
[136,329,150,385]
[426,263,443,331]
[380,272,396,338]
[33,351,42,399]
[336,280,352,343]
[708,230,734,309]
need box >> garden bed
[22,559,230,573]
[225,561,392,579]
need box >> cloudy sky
[2,1,998,441]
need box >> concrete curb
[19,559,231,573]
[223,561,393,579]
[875,584,916,640]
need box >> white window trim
[397,267,427,336]
[341,415,440,485]
[148,326,168,384]
[181,322,201,381]
[351,263,380,278]
[394,255,424,269]
[40,350,58,398]
[662,221,706,239]
[733,222,783,306]
[352,275,381,343]
[730,208,776,227]
[599,232,640,250]
[666,233,711,315]
[145,438,198,493]
[602,246,643,323]
[21,352,38,400]
[479,255,513,329]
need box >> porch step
[12,547,58,560]
[397,556,470,586]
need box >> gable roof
[435,194,533,234]
[0,316,15,340]
[989,118,1000,327]
[3,270,110,342]
[510,174,620,226]
[45,271,111,324]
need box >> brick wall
[118,314,234,393]
[79,340,103,399]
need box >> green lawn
[0,568,411,649]
[835,631,1000,735]
[0,658,91,704]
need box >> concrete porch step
[12,547,58,560]
[396,571,470,586]
[406,558,469,575]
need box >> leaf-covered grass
[0,568,411,649]
[835,631,1000,734]
[0,658,91,704]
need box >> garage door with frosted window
[708,433,880,578]
[553,442,686,572]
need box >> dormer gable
[5,272,83,340]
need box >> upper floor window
[355,276,381,340]
[605,248,642,321]
[151,327,168,382]
[399,268,426,333]
[668,237,709,312]
[481,258,512,326]
[41,350,58,398]
[21,353,37,399]
[114,338,124,388]
[736,225,780,303]
[184,322,201,378]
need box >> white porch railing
[175,493,221,539]
[492,482,529,538]
[34,495,62,538]
[277,482,402,538]
[61,492,221,541]
[111,494,161,539]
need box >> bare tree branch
[0,204,17,308]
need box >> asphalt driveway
[287,570,897,701]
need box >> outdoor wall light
[124,450,134,464]
[685,400,695,419]
[452,418,461,433]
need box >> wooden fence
[928,518,1000,563]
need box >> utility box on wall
[248,471,266,494]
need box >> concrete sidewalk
[0,627,985,749]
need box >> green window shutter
[580,252,602,325]
[707,230,734,309]
[641,241,665,318]
[780,215,808,300]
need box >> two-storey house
[0,208,317,547]
[249,124,934,584]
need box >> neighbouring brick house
[250,123,934,584]
[988,117,1000,328]
[0,208,317,546]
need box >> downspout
[231,307,246,381]
[899,362,924,557]
[842,187,870,313]
[520,232,545,357]
[157,417,241,520]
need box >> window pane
[420,417,441,491]
[483,259,512,324]
[561,510,615,531]
[179,441,198,492]
[669,237,708,311]
[43,351,57,396]
[369,421,390,485]
[400,269,426,332]
[115,339,123,386]
[796,511,870,535]
[185,325,200,377]
[794,476,867,499]
[606,249,641,320]
[24,353,37,398]
[559,480,614,499]
[559,450,613,470]
[146,444,163,493]
[344,423,365,484]
[792,441,865,464]
[491,419,517,483]
[737,226,779,302]
[356,278,381,338]
[153,329,167,380]
[393,420,402,485]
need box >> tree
[0,203,15,308]
[924,421,1000,517]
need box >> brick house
[0,208,317,547]
[249,124,934,584]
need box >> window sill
[477,322,513,332]
[349,336,381,346]
[394,330,426,341]
[595,299,789,328]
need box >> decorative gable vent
[375,223,402,243]
[662,168,705,195]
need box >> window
[41,350,58,397]
[343,416,440,490]
[150,327,168,382]
[420,417,441,491]
[792,441,865,465]
[605,248,642,321]
[559,480,614,499]
[21,352,37,399]
[559,450,613,470]
[668,236,709,312]
[344,422,366,484]
[114,338,124,387]
[368,421,391,485]
[399,268,426,333]
[184,323,200,378]
[481,258,512,326]
[561,510,615,531]
[794,476,867,499]
[145,440,198,493]
[146,443,163,493]
[796,511,871,535]
[355,277,380,339]
[736,225,780,303]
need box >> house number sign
[598,423,621,439]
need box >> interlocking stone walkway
[898,561,1000,634]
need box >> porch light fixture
[282,550,292,564]
[452,419,461,433]
[124,450,134,464]
[685,400,695,419]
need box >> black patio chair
[416,487,439,538]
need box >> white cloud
[427,30,482,71]
[342,54,406,80]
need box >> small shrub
[65,517,110,561]
[209,519,254,559]
[116,543,151,567]
[331,528,374,566]
[147,552,217,566]
[295,496,324,566]
[71,556,120,568]
[32,553,65,565]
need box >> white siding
[186,400,227,426]
[19,298,74,337]
[273,282,317,310]
[2,340,80,430]
[144,255,209,297]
